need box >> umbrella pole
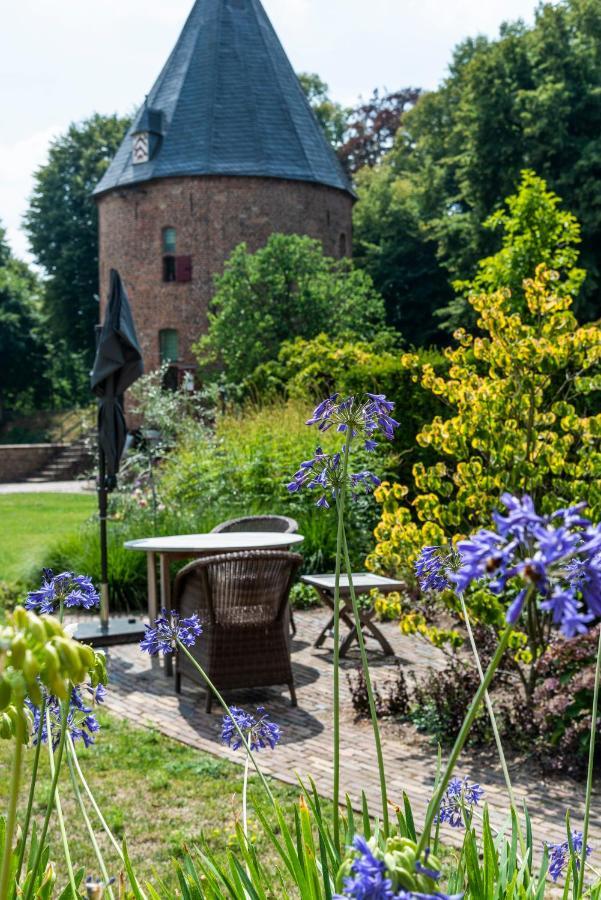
[98,445,110,632]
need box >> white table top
[124,532,304,553]
[301,572,403,592]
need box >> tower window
[159,329,179,363]
[162,227,176,253]
[339,232,347,256]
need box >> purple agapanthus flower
[545,831,591,882]
[421,494,601,638]
[140,609,202,655]
[305,392,399,452]
[334,836,395,899]
[26,569,99,615]
[27,682,106,749]
[286,446,380,509]
[435,776,485,829]
[334,837,463,899]
[221,706,281,751]
[415,546,458,592]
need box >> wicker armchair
[173,550,302,712]
[211,514,298,534]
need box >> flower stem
[16,695,46,884]
[242,755,250,883]
[332,432,352,853]
[66,733,124,861]
[0,712,25,899]
[341,528,389,836]
[67,752,115,900]
[45,709,77,899]
[177,642,274,805]
[459,595,528,865]
[24,698,70,900]
[576,626,601,897]
[416,621,514,858]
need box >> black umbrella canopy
[91,269,144,478]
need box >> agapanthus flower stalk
[289,392,398,844]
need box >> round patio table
[125,532,305,622]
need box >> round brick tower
[94,0,354,376]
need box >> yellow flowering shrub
[367,265,601,583]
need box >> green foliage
[23,113,130,403]
[246,332,448,484]
[0,225,49,420]
[439,169,587,331]
[196,234,387,383]
[354,0,601,338]
[298,72,350,148]
[369,178,601,586]
[353,165,450,343]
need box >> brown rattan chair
[173,550,302,712]
[211,514,299,534]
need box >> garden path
[0,480,94,493]
[102,608,600,855]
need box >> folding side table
[301,572,404,657]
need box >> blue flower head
[221,706,281,751]
[545,830,591,882]
[26,569,99,615]
[435,776,485,829]
[27,682,106,750]
[422,494,601,637]
[306,392,399,450]
[140,609,202,655]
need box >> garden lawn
[0,712,307,892]
[0,492,95,583]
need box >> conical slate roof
[94,0,352,196]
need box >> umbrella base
[73,617,146,647]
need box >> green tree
[195,233,387,384]
[353,164,450,344]
[0,225,49,421]
[354,0,601,339]
[298,72,350,148]
[24,113,130,399]
[438,170,586,331]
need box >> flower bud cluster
[335,835,460,899]
[0,607,106,740]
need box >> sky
[1,0,538,263]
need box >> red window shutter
[175,255,192,282]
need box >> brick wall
[0,444,62,483]
[96,175,354,371]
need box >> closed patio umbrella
[77,269,144,644]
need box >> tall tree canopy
[298,72,350,149]
[195,233,387,384]
[0,224,48,421]
[299,73,420,175]
[24,114,130,391]
[354,0,601,343]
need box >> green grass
[0,712,306,893]
[0,492,96,583]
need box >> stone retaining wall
[0,444,63,482]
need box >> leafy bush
[245,333,448,483]
[195,233,387,383]
[347,665,411,720]
[369,176,601,588]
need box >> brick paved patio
[101,608,600,854]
